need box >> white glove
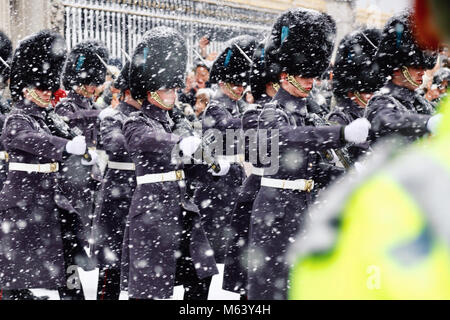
[427,114,442,134]
[344,118,371,144]
[98,107,118,121]
[209,160,231,177]
[81,149,98,166]
[66,136,87,156]
[179,136,202,157]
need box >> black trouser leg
[183,276,212,301]
[97,267,121,300]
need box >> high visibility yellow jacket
[289,92,450,300]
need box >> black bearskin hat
[209,35,258,86]
[333,28,383,97]
[265,8,336,79]
[250,40,278,101]
[63,40,109,90]
[130,27,187,101]
[376,11,437,77]
[10,30,67,102]
[113,61,131,92]
[0,31,12,85]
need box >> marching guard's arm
[123,116,180,155]
[365,96,431,138]
[55,101,101,124]
[202,103,242,133]
[2,115,68,161]
[260,107,346,152]
[100,116,128,156]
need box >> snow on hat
[129,26,187,101]
[333,28,384,97]
[63,40,109,90]
[264,8,337,79]
[209,35,258,86]
[376,10,438,77]
[10,30,67,101]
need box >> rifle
[46,110,93,162]
[307,113,354,170]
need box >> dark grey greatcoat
[93,102,137,270]
[55,91,101,242]
[121,100,218,300]
[328,96,371,162]
[195,90,246,263]
[249,87,347,300]
[0,101,74,290]
[0,96,11,190]
[222,98,268,295]
[365,81,434,145]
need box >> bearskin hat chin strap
[287,74,311,95]
[79,85,95,98]
[224,82,243,100]
[150,91,174,110]
[272,83,280,92]
[28,89,51,107]
[354,91,368,107]
[401,66,421,88]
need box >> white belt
[261,177,314,192]
[0,151,8,161]
[108,161,135,171]
[9,162,59,173]
[217,154,244,164]
[136,170,185,185]
[252,166,265,176]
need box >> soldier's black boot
[183,276,212,300]
[97,267,121,300]
[1,289,49,300]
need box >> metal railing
[62,0,279,68]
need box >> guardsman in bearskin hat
[328,28,383,162]
[121,26,218,300]
[194,35,257,270]
[0,31,12,192]
[222,39,279,300]
[92,62,138,300]
[55,41,108,256]
[0,30,92,300]
[249,8,372,300]
[365,10,442,144]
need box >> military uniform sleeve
[202,103,241,132]
[365,96,431,139]
[327,110,350,126]
[259,107,346,152]
[123,115,180,155]
[2,114,68,161]
[55,101,100,123]
[100,115,127,156]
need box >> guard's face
[222,83,244,101]
[149,88,177,110]
[406,67,426,86]
[280,73,314,98]
[353,92,374,108]
[25,88,53,108]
